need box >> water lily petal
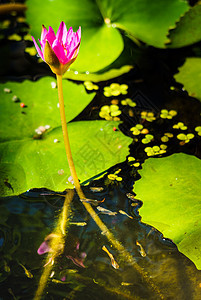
[40,25,48,45]
[32,37,44,60]
[52,39,67,64]
[46,26,56,46]
[56,21,67,44]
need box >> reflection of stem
[0,4,27,14]
[56,75,163,299]
[34,190,74,300]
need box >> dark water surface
[1,185,201,300]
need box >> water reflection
[0,185,201,299]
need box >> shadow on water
[0,184,201,299]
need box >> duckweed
[160,109,177,119]
[145,145,167,156]
[121,98,136,107]
[161,132,174,142]
[177,133,194,144]
[128,157,140,167]
[84,81,99,91]
[141,111,156,122]
[130,124,143,135]
[173,122,187,130]
[195,126,201,136]
[142,134,154,144]
[104,83,128,97]
[25,47,37,56]
[107,169,122,181]
[8,34,22,41]
[99,105,121,121]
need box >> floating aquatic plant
[141,111,156,122]
[144,145,167,156]
[99,104,121,121]
[103,83,128,97]
[142,134,154,144]
[173,122,187,130]
[160,109,177,119]
[195,126,201,136]
[161,132,174,142]
[84,81,99,91]
[121,98,136,107]
[177,133,194,144]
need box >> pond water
[1,1,201,299]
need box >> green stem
[56,74,163,299]
[56,74,85,199]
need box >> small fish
[90,187,104,192]
[18,263,33,278]
[102,245,119,269]
[80,198,105,206]
[126,193,137,201]
[119,210,133,219]
[121,282,134,286]
[136,241,146,257]
[96,206,117,216]
[69,222,87,226]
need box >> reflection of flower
[104,83,128,97]
[32,21,81,75]
[38,233,86,268]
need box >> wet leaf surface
[0,120,131,196]
[26,0,189,73]
[134,153,201,269]
[174,57,201,101]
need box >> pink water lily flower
[32,21,81,75]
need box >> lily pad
[0,120,132,196]
[134,153,201,269]
[167,4,201,48]
[26,0,189,73]
[0,77,95,142]
[63,65,133,82]
[174,58,201,101]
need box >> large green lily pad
[134,153,201,269]
[167,3,201,48]
[0,120,131,196]
[0,77,95,142]
[26,0,189,73]
[174,58,201,101]
[0,78,131,195]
